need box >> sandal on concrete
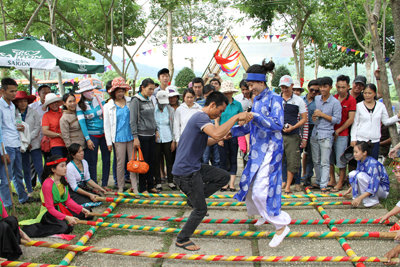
[175,241,200,251]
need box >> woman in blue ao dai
[344,141,389,207]
[230,61,291,248]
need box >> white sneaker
[269,226,290,248]
[254,217,266,226]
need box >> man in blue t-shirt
[172,91,253,251]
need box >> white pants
[349,171,389,207]
[245,148,291,230]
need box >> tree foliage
[271,65,291,90]
[175,67,195,92]
[1,0,147,78]
[149,0,232,46]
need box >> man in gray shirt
[309,77,342,194]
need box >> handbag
[41,136,51,152]
[127,146,149,174]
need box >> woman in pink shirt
[20,156,91,237]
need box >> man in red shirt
[328,75,356,192]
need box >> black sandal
[175,241,200,251]
[307,184,320,190]
[284,191,292,195]
[321,189,330,194]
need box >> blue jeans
[330,136,349,168]
[84,135,111,186]
[0,147,29,208]
[21,149,43,193]
[112,147,130,187]
[50,146,68,157]
[202,144,220,168]
[311,137,333,189]
[217,137,238,175]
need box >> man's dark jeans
[174,164,229,243]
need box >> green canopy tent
[0,37,104,93]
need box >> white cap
[156,90,169,104]
[279,75,294,87]
[42,93,62,111]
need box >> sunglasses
[310,89,320,93]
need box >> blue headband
[243,73,267,82]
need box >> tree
[175,67,196,93]
[235,0,317,80]
[150,0,232,80]
[1,0,147,84]
[271,65,291,93]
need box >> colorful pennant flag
[148,49,152,55]
[142,51,147,56]
[275,35,280,39]
[192,36,197,42]
[328,43,332,48]
[246,36,251,41]
[291,34,296,39]
[346,48,351,54]
[107,65,112,70]
[187,36,192,41]
[162,43,167,49]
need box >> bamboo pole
[21,240,398,263]
[0,259,77,266]
[58,190,126,265]
[305,187,366,267]
[105,192,343,199]
[75,220,396,239]
[96,197,351,207]
[88,212,389,226]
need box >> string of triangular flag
[327,43,390,62]
[171,34,297,43]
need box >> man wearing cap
[309,77,342,194]
[350,75,367,103]
[328,75,356,192]
[279,75,308,194]
[0,78,38,209]
[152,68,170,105]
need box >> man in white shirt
[152,68,170,105]
[234,79,252,111]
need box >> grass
[248,217,261,267]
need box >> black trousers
[174,164,229,243]
[138,135,156,192]
[155,142,174,184]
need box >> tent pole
[29,68,32,95]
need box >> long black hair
[62,93,76,110]
[139,78,155,93]
[78,94,87,111]
[67,143,82,163]
[42,155,69,186]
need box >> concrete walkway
[21,160,398,266]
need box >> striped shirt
[76,96,105,140]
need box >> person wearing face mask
[76,79,112,192]
[154,90,177,191]
[104,77,138,194]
